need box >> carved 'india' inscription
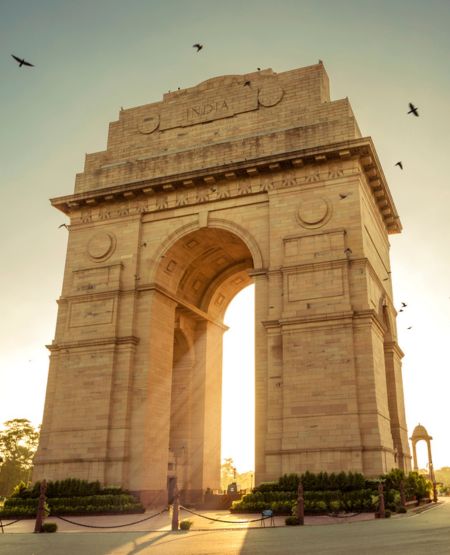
[186,99,230,122]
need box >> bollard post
[432,481,438,503]
[34,479,47,533]
[297,481,304,525]
[399,480,406,508]
[378,482,385,518]
[171,482,179,531]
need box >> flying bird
[407,326,412,330]
[401,302,407,308]
[395,161,403,170]
[383,278,389,281]
[344,248,352,255]
[257,67,261,71]
[244,80,251,87]
[193,43,203,52]
[339,193,350,199]
[11,54,34,67]
[58,223,68,229]
[407,102,419,117]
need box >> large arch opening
[156,226,256,502]
[221,284,255,491]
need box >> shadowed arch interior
[154,227,254,319]
[158,227,255,502]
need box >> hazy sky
[1,0,449,473]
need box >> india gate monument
[33,63,412,506]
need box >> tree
[220,458,254,491]
[221,457,236,490]
[0,419,40,496]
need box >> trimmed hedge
[234,469,431,516]
[2,480,144,518]
[231,488,377,515]
[254,472,368,494]
[0,500,144,519]
[11,479,126,499]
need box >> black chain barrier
[0,518,24,527]
[179,505,273,524]
[55,508,168,529]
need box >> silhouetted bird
[257,67,261,71]
[244,81,251,86]
[344,248,352,255]
[193,43,203,52]
[383,278,389,281]
[58,223,68,229]
[11,54,34,67]
[401,302,407,308]
[408,103,419,117]
[399,309,404,313]
[395,161,403,170]
[407,326,412,330]
[339,193,350,199]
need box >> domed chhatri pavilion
[410,424,434,476]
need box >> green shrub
[329,500,341,513]
[278,474,300,492]
[12,479,127,499]
[270,501,294,515]
[1,495,144,517]
[396,506,407,513]
[179,519,193,530]
[230,500,270,513]
[10,481,30,499]
[285,516,300,526]
[4,497,38,509]
[381,469,406,491]
[405,472,432,501]
[0,505,36,518]
[41,522,57,533]
[253,482,280,493]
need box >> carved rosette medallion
[87,231,116,262]
[297,196,331,228]
[138,113,160,134]
[258,83,284,107]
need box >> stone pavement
[1,500,448,555]
[0,506,375,534]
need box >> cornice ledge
[50,137,400,236]
[47,335,140,351]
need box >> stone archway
[34,63,412,506]
[130,225,256,504]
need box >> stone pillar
[384,340,411,472]
[253,271,270,484]
[411,441,419,471]
[128,288,178,506]
[188,319,224,501]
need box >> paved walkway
[0,506,375,534]
[0,499,448,554]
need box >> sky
[0,0,449,473]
